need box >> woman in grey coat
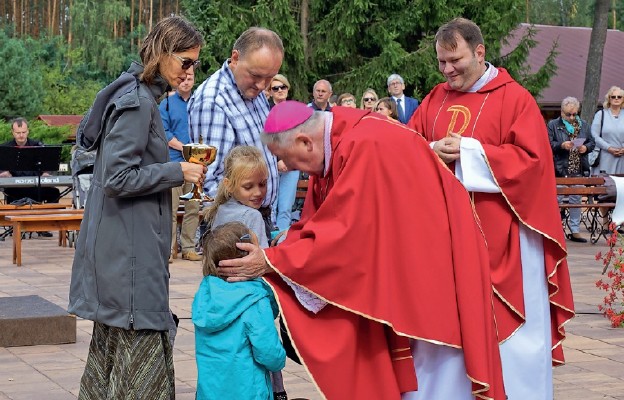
[68,16,205,400]
[591,86,624,175]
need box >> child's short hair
[202,221,251,278]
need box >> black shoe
[568,234,587,243]
[37,231,53,238]
[273,392,287,400]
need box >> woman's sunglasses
[172,54,200,70]
[611,95,623,100]
[272,85,288,92]
[363,97,376,102]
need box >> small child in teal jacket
[192,222,286,400]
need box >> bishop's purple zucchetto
[263,101,313,134]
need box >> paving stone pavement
[0,231,623,399]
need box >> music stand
[0,146,63,202]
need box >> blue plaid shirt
[188,60,278,207]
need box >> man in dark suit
[387,74,419,124]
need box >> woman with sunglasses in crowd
[360,88,378,111]
[68,16,206,399]
[591,86,624,175]
[268,74,290,108]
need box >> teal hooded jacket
[192,277,286,400]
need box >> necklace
[611,107,620,118]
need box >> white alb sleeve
[455,137,501,193]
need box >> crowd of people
[61,13,587,400]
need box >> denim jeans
[273,170,300,231]
[557,186,582,234]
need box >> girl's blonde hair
[202,145,268,227]
[202,222,250,277]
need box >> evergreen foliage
[0,0,580,119]
[184,0,556,102]
[0,31,44,120]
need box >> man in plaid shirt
[188,27,283,222]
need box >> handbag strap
[600,109,604,138]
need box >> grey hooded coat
[68,62,184,331]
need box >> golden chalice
[180,143,217,202]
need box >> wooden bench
[5,213,83,266]
[0,203,72,240]
[296,179,309,200]
[0,203,69,211]
[556,176,615,244]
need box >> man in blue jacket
[159,70,202,262]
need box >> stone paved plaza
[0,231,623,399]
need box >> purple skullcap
[264,101,313,134]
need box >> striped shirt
[187,60,278,207]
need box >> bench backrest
[296,179,309,200]
[556,176,609,196]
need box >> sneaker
[168,256,173,264]
[37,231,53,238]
[182,251,202,261]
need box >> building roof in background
[36,115,82,142]
[501,23,624,109]
[36,115,83,127]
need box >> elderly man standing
[188,27,283,232]
[548,96,595,243]
[219,101,506,399]
[387,74,419,124]
[307,79,332,111]
[408,17,574,400]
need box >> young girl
[201,145,288,399]
[192,221,286,400]
[203,145,270,247]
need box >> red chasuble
[264,108,505,399]
[408,68,575,365]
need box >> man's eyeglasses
[562,112,578,118]
[271,85,288,92]
[172,54,200,70]
[341,99,355,104]
[611,95,623,100]
[363,97,376,102]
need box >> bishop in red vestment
[219,101,506,399]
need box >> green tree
[182,0,307,101]
[0,31,44,120]
[71,0,132,82]
[182,0,555,102]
